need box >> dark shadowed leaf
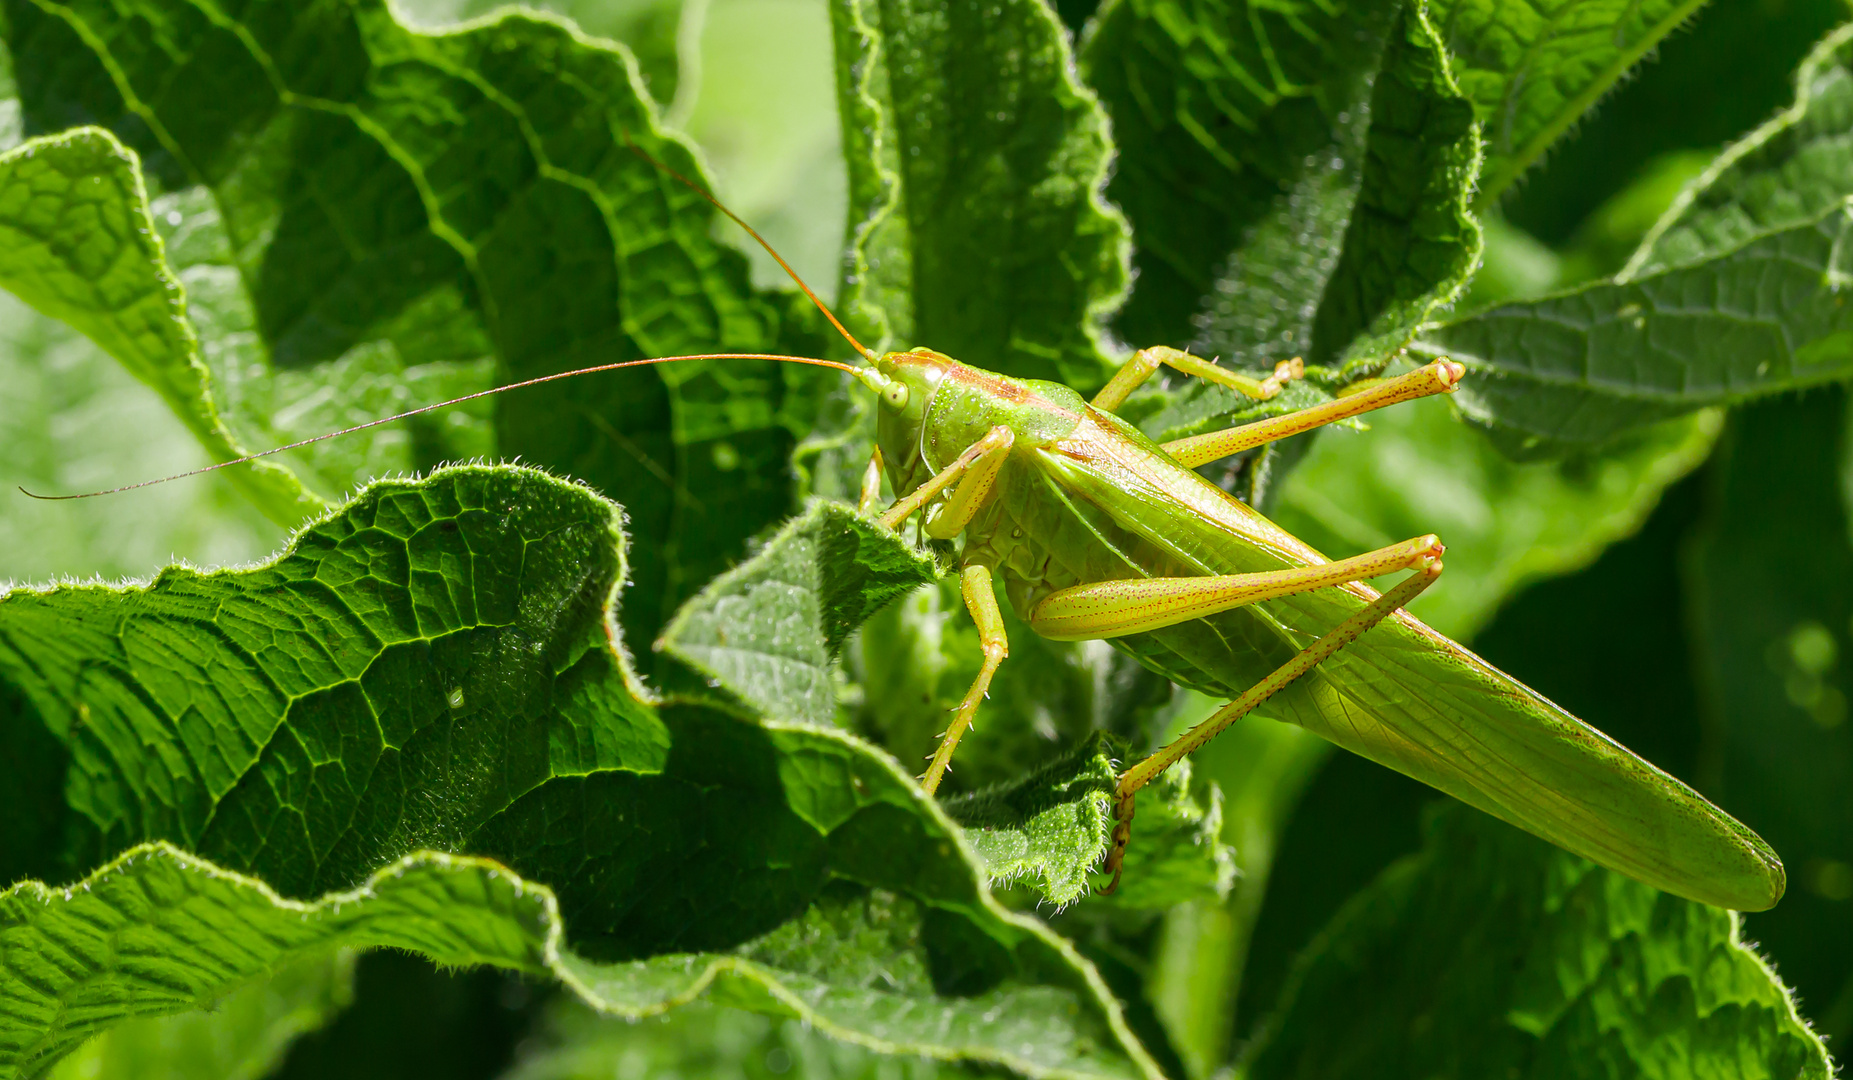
[0,467,1162,1079]
[1686,390,1853,1045]
[1243,803,1829,1080]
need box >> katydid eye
[882,382,910,409]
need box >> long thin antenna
[624,137,878,362]
[22,353,862,503]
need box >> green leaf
[1271,393,1722,639]
[1417,198,1853,454]
[0,465,664,891]
[0,286,282,583]
[1630,24,1853,278]
[1084,0,1479,469]
[0,466,1164,1079]
[506,998,977,1079]
[0,128,320,527]
[6,0,828,657]
[831,0,1131,390]
[657,501,939,725]
[1079,0,1402,356]
[1422,26,1853,455]
[943,733,1235,910]
[1242,803,1831,1080]
[0,834,1158,1080]
[1685,389,1853,1045]
[43,952,355,1080]
[1433,0,1713,204]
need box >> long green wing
[1270,603,1785,912]
[1029,412,1784,912]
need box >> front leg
[1092,346,1303,412]
[921,563,1009,793]
[877,426,1014,533]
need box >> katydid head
[865,347,957,497]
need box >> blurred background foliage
[3,0,1853,1074]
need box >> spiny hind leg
[1099,556,1445,894]
[922,563,1008,793]
[1027,534,1444,641]
[1163,359,1465,469]
[1091,346,1303,412]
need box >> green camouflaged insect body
[872,345,1784,912]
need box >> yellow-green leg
[922,563,1009,793]
[877,425,1014,533]
[1026,534,1444,641]
[1163,359,1464,468]
[1092,346,1304,412]
[875,427,1019,792]
[1100,556,1444,893]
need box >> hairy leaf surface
[0,466,1161,1079]
[658,501,938,725]
[831,0,1130,390]
[1434,0,1714,203]
[1243,804,1830,1080]
[1082,0,1478,469]
[0,128,317,526]
[4,0,827,657]
[944,733,1234,909]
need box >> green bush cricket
[35,173,1785,914]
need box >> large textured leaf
[1418,199,1853,454]
[0,128,318,526]
[831,0,1130,390]
[1083,0,1479,468]
[1079,0,1401,357]
[0,466,661,890]
[1242,803,1830,1080]
[658,501,938,725]
[1434,0,1715,203]
[0,466,1162,1079]
[1629,24,1853,278]
[0,842,1159,1080]
[1685,390,1853,1045]
[1422,25,1853,455]
[5,0,828,658]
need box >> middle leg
[1163,359,1465,468]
